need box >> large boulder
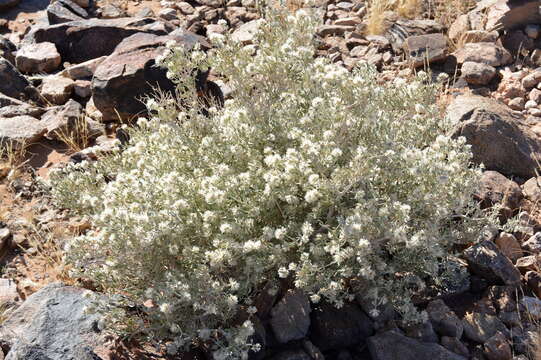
[367,330,466,360]
[449,94,541,179]
[22,18,174,64]
[0,283,107,360]
[92,31,209,121]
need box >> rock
[0,0,19,11]
[15,42,61,74]
[232,19,264,45]
[522,71,541,89]
[483,0,541,31]
[41,76,74,105]
[525,24,540,39]
[47,0,89,24]
[0,116,47,149]
[523,177,541,203]
[158,8,177,21]
[526,271,541,298]
[60,56,106,80]
[0,278,18,305]
[449,14,470,41]
[310,302,374,351]
[525,100,537,110]
[498,311,520,327]
[403,33,447,68]
[386,19,443,53]
[0,283,106,360]
[0,103,44,119]
[520,296,541,319]
[73,80,91,98]
[269,289,311,343]
[22,18,173,64]
[461,61,496,85]
[501,30,534,55]
[177,2,194,15]
[516,255,540,272]
[453,42,513,67]
[92,31,211,121]
[402,321,438,343]
[523,232,541,254]
[0,59,38,101]
[460,30,499,44]
[463,241,521,286]
[40,99,84,140]
[441,336,470,357]
[302,340,324,360]
[367,330,466,360]
[495,233,523,263]
[0,36,16,64]
[462,311,509,343]
[426,299,463,338]
[484,332,512,360]
[271,349,311,360]
[99,3,127,19]
[530,88,541,104]
[448,95,541,179]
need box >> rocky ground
[2,0,541,359]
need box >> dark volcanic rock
[0,0,19,11]
[92,31,210,121]
[22,18,174,64]
[463,241,521,286]
[0,59,39,101]
[47,0,89,24]
[0,283,107,360]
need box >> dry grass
[425,0,476,29]
[0,141,29,181]
[55,115,92,154]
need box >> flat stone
[367,330,466,360]
[317,24,355,37]
[403,33,447,68]
[60,57,106,80]
[269,289,311,343]
[0,116,47,149]
[453,42,513,67]
[463,241,521,286]
[15,42,61,74]
[41,76,74,105]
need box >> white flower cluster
[51,10,493,359]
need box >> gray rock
[0,59,37,101]
[441,336,470,357]
[426,299,463,338]
[448,94,541,179]
[310,302,374,351]
[0,35,16,64]
[15,42,61,74]
[41,76,74,105]
[0,116,46,149]
[40,99,84,140]
[0,278,18,306]
[523,232,541,254]
[462,311,509,343]
[0,283,106,360]
[270,289,311,343]
[158,8,177,21]
[99,3,127,19]
[0,103,44,118]
[453,42,513,67]
[22,18,173,64]
[59,56,106,80]
[367,330,466,360]
[483,0,541,31]
[474,170,522,220]
[47,0,89,24]
[522,71,541,89]
[92,31,214,121]
[232,19,264,44]
[463,241,521,286]
[403,33,447,68]
[462,61,497,85]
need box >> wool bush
[51,10,492,359]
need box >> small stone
[426,299,463,338]
[60,57,106,80]
[495,232,522,263]
[508,97,525,111]
[498,311,520,327]
[99,3,126,19]
[463,241,521,286]
[522,71,541,89]
[453,42,513,67]
[483,332,512,360]
[41,76,74,105]
[231,19,264,45]
[462,312,509,343]
[176,2,194,14]
[158,8,177,21]
[15,42,61,74]
[334,17,361,26]
[317,24,355,37]
[516,255,540,272]
[530,88,541,103]
[403,321,438,343]
[462,61,497,85]
[525,99,538,109]
[73,80,91,98]
[525,24,540,39]
[0,278,18,305]
[523,232,541,254]
[0,116,47,149]
[269,289,311,343]
[135,7,154,18]
[302,340,324,360]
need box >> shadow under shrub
[50,10,493,359]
